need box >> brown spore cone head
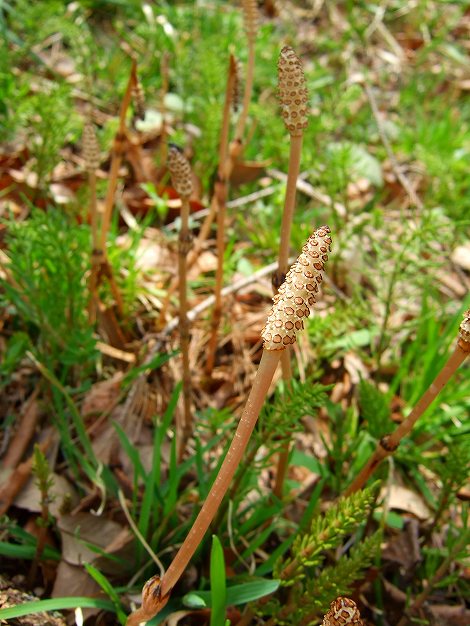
[278,45,309,136]
[242,0,259,41]
[322,597,364,626]
[262,225,331,350]
[167,145,193,198]
[132,78,146,120]
[459,309,470,346]
[82,121,100,172]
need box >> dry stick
[125,258,289,418]
[345,310,470,497]
[205,55,238,375]
[272,46,309,499]
[167,147,194,461]
[125,227,332,626]
[2,387,40,469]
[267,167,347,218]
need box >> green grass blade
[0,597,116,620]
[0,541,60,560]
[210,535,227,626]
[84,563,127,625]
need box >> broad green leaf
[183,579,280,608]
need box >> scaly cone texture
[459,309,470,344]
[132,77,146,121]
[322,598,364,626]
[278,45,309,137]
[167,146,193,198]
[242,0,259,41]
[262,225,332,349]
[82,121,100,173]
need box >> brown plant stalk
[87,58,137,319]
[234,0,258,143]
[167,146,194,461]
[272,45,309,498]
[160,55,237,326]
[205,54,238,375]
[164,1,258,322]
[83,118,124,320]
[100,58,137,251]
[125,226,332,626]
[345,309,470,496]
[83,119,101,322]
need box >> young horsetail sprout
[233,0,259,143]
[100,58,137,252]
[160,56,238,328]
[167,146,193,461]
[322,598,364,626]
[83,120,101,322]
[125,226,332,626]
[132,75,146,121]
[345,309,470,496]
[205,55,239,376]
[273,45,309,497]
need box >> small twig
[2,387,40,469]
[117,490,165,576]
[345,310,470,496]
[164,259,286,337]
[0,438,52,516]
